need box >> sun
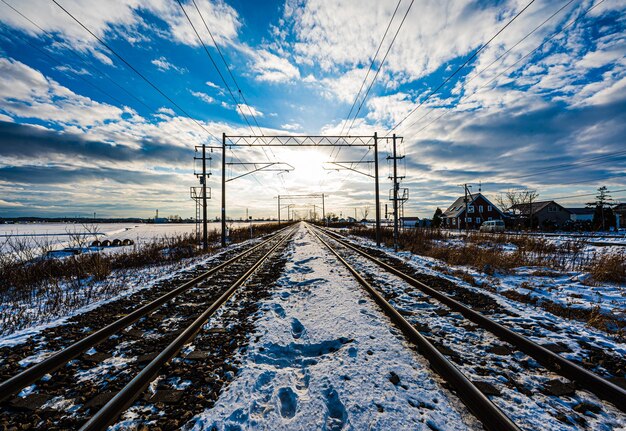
[283,148,331,184]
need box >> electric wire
[386,0,537,136]
[334,0,402,147]
[51,0,220,142]
[345,0,415,137]
[406,0,605,138]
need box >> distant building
[567,207,594,222]
[442,193,505,229]
[400,216,420,228]
[510,201,570,228]
[615,203,626,228]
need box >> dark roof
[401,216,420,221]
[510,200,569,215]
[442,196,468,218]
[567,207,594,215]
[442,193,504,218]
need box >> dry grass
[0,222,288,334]
[348,227,624,279]
[585,251,626,284]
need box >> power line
[337,0,402,139]
[331,0,412,170]
[176,0,280,192]
[189,0,282,180]
[510,151,626,180]
[175,0,255,135]
[1,0,154,113]
[51,0,219,142]
[387,0,536,136]
[408,0,605,138]
[345,0,415,137]
[190,0,264,138]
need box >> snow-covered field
[0,221,275,255]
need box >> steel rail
[305,224,521,431]
[79,225,296,431]
[0,225,292,403]
[316,225,626,412]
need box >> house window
[479,205,484,213]
[488,205,492,211]
[476,218,481,224]
[466,217,472,223]
[468,206,474,213]
[548,205,557,212]
[488,217,493,221]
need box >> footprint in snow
[323,387,347,430]
[272,303,286,318]
[277,387,298,418]
[291,318,306,340]
[294,277,327,287]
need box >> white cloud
[190,90,216,104]
[236,103,263,118]
[0,0,241,62]
[247,49,300,83]
[281,122,302,131]
[205,80,221,90]
[53,65,90,75]
[0,57,124,127]
[151,56,187,73]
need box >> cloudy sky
[0,0,624,219]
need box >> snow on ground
[187,224,480,431]
[0,221,276,255]
[340,234,626,374]
[0,238,259,347]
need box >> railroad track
[0,225,296,430]
[307,223,626,431]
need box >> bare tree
[361,206,370,220]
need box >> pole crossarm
[225,135,394,147]
[226,162,294,182]
[323,161,374,178]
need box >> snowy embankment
[0,239,256,345]
[187,224,479,431]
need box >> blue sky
[0,0,625,219]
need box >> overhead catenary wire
[0,0,187,119]
[51,0,220,143]
[344,0,415,138]
[406,0,605,139]
[333,0,402,150]
[177,0,284,194]
[386,0,537,136]
[190,0,265,138]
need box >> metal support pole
[392,134,399,252]
[202,144,208,251]
[278,195,281,226]
[221,133,226,247]
[322,194,326,225]
[374,132,381,246]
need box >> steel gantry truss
[276,194,325,225]
[215,133,402,247]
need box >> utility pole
[387,134,404,252]
[374,132,381,246]
[322,194,326,225]
[221,133,226,247]
[277,195,281,226]
[202,144,208,251]
[392,134,399,251]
